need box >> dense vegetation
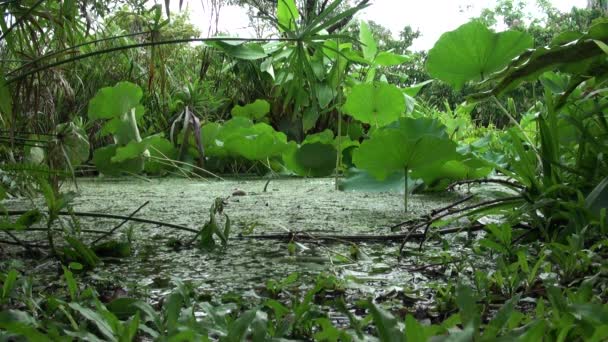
[1,0,607,340]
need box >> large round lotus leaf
[231,99,270,120]
[353,119,460,180]
[224,123,288,161]
[143,136,177,175]
[342,83,405,126]
[88,82,143,120]
[411,156,493,187]
[426,21,533,90]
[386,116,449,140]
[339,168,419,193]
[93,145,144,176]
[283,142,337,177]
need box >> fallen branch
[237,225,488,243]
[92,201,149,244]
[4,210,199,234]
[447,178,524,191]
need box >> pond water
[3,177,485,315]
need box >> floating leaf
[343,83,405,126]
[231,99,271,120]
[426,21,533,89]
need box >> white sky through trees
[160,0,588,50]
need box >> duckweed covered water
[4,177,486,313]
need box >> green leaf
[283,142,337,177]
[231,99,271,120]
[224,123,289,161]
[366,301,403,342]
[405,314,427,342]
[375,52,410,66]
[277,0,299,32]
[15,209,42,229]
[144,136,178,175]
[339,168,408,193]
[353,118,459,180]
[1,269,18,302]
[87,82,143,120]
[106,298,141,320]
[93,145,145,176]
[359,21,378,61]
[343,83,405,126]
[53,122,90,167]
[92,240,132,258]
[426,21,533,89]
[68,303,115,340]
[62,266,78,302]
[455,283,480,330]
[403,80,433,97]
[210,41,269,60]
[0,77,12,118]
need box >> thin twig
[91,201,149,244]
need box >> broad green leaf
[316,83,335,109]
[283,142,337,177]
[359,21,377,61]
[353,118,459,180]
[403,80,433,97]
[277,0,299,32]
[224,123,289,161]
[93,145,144,176]
[426,21,533,89]
[411,156,492,188]
[231,99,271,120]
[339,168,410,193]
[375,52,410,66]
[88,82,143,120]
[405,314,427,342]
[144,136,178,174]
[343,83,405,126]
[366,301,403,342]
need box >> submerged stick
[92,201,150,244]
[238,225,487,243]
[5,210,199,234]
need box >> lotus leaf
[411,156,493,189]
[93,145,144,176]
[353,117,460,210]
[426,21,533,89]
[342,82,405,126]
[224,123,289,161]
[231,99,271,120]
[87,82,143,120]
[143,136,178,175]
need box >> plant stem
[404,167,408,212]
